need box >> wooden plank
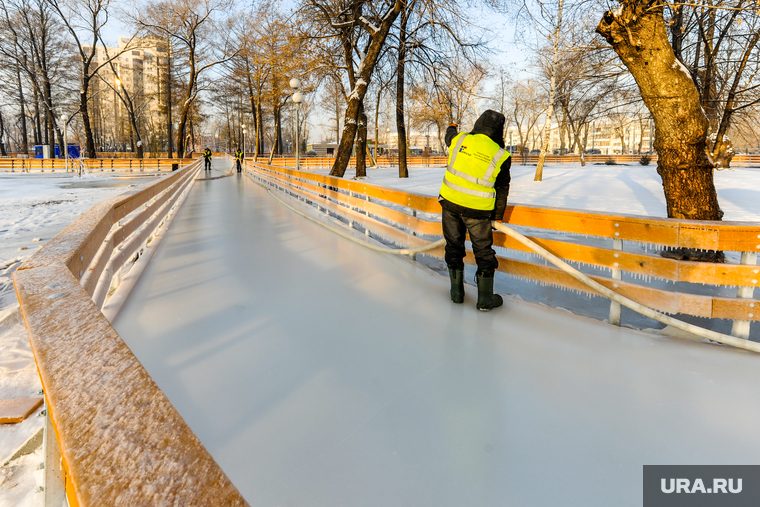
[0,398,43,423]
[493,233,760,287]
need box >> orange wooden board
[254,161,760,251]
[0,397,43,424]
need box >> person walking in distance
[235,148,243,173]
[203,148,212,171]
[439,110,511,311]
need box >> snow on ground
[306,161,760,222]
[0,171,159,507]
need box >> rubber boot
[476,271,503,311]
[448,266,464,304]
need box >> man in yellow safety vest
[203,148,212,171]
[439,110,511,311]
[235,148,243,172]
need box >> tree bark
[356,104,367,178]
[15,63,28,154]
[166,41,174,158]
[80,81,97,158]
[0,111,7,156]
[257,99,263,158]
[597,2,722,221]
[395,2,410,179]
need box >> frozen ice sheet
[113,163,760,507]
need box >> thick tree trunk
[32,86,41,146]
[80,80,97,158]
[597,2,722,222]
[356,104,367,178]
[396,4,409,179]
[275,106,283,155]
[16,63,28,154]
[166,50,174,158]
[256,100,263,159]
[0,111,6,156]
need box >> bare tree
[132,0,237,158]
[0,0,70,156]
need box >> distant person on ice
[439,110,511,311]
[203,148,212,171]
[235,148,244,173]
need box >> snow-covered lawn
[0,172,159,507]
[305,162,760,222]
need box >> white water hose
[491,221,760,353]
[249,167,758,353]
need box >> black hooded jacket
[439,109,511,220]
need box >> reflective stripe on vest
[440,132,510,210]
[442,178,495,199]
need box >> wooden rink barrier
[245,159,760,342]
[12,159,248,506]
[5,152,760,173]
[0,157,195,172]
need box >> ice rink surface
[113,161,760,506]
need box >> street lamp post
[60,114,68,173]
[242,127,247,162]
[290,77,303,171]
[386,127,390,163]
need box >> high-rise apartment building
[86,37,170,152]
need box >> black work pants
[441,207,498,274]
[236,160,242,172]
[204,158,211,170]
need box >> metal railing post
[731,251,758,339]
[609,238,623,326]
[43,397,66,507]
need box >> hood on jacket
[470,110,505,148]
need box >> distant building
[85,37,170,152]
[307,142,339,156]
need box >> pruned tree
[45,0,136,157]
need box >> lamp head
[293,92,303,104]
[289,77,301,90]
